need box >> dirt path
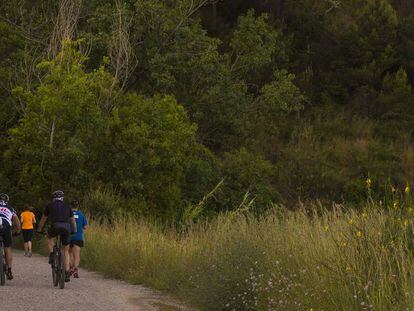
[0,251,188,311]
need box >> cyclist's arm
[37,215,48,232]
[33,213,36,224]
[12,214,21,232]
[83,214,88,230]
[71,217,77,233]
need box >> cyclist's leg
[69,244,75,271]
[62,234,71,282]
[27,230,33,256]
[22,230,29,255]
[3,225,12,264]
[3,226,13,279]
[47,226,57,252]
[47,237,55,252]
[47,226,58,263]
[63,244,70,271]
[4,247,12,267]
[74,243,82,267]
[72,243,82,277]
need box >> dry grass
[81,203,414,310]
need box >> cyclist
[20,203,36,257]
[0,193,21,280]
[37,190,77,282]
[69,199,88,278]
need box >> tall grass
[81,202,414,310]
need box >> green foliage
[82,185,123,219]
[376,68,414,132]
[230,9,277,75]
[218,149,278,211]
[5,42,198,218]
[1,0,414,218]
[259,70,304,114]
[6,42,108,198]
[107,93,197,217]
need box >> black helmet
[53,190,64,199]
[0,193,9,203]
[71,199,79,207]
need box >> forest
[1,0,413,220]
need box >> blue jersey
[70,210,87,241]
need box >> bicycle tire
[0,243,5,286]
[52,246,58,287]
[58,237,65,289]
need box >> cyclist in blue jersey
[69,199,88,278]
[0,193,21,280]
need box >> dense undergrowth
[80,191,414,310]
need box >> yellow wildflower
[324,224,329,232]
[392,186,396,193]
[362,212,367,220]
[406,184,410,193]
[366,178,371,189]
[403,219,409,227]
[357,231,363,238]
[393,201,398,209]
[342,241,347,247]
[348,219,354,225]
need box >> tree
[375,68,414,137]
[106,94,197,217]
[230,9,277,77]
[6,42,199,218]
[6,42,109,200]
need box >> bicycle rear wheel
[58,238,65,289]
[0,244,5,286]
[52,246,59,287]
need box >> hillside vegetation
[1,1,414,218]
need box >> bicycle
[0,222,6,286]
[51,234,65,289]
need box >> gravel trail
[0,251,187,311]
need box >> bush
[81,186,124,218]
[217,148,279,212]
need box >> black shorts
[22,229,33,243]
[0,223,12,248]
[70,240,84,248]
[47,222,71,246]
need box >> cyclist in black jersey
[37,190,77,282]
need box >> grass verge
[80,204,414,310]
